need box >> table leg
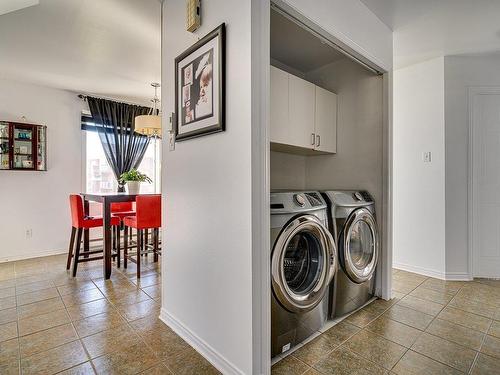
[103,199,112,279]
[83,200,90,258]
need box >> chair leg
[124,226,128,269]
[143,229,148,255]
[72,228,83,277]
[112,226,116,251]
[153,228,159,263]
[116,226,121,268]
[136,229,142,278]
[66,227,76,270]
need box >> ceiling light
[135,83,161,138]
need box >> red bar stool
[66,195,121,277]
[111,202,136,252]
[123,195,161,278]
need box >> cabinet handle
[311,133,315,145]
[316,134,320,147]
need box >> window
[84,131,161,194]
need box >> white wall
[444,54,500,277]
[0,79,83,261]
[160,1,256,374]
[277,0,393,71]
[270,151,305,190]
[393,57,446,278]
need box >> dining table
[80,192,152,279]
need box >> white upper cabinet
[288,74,316,149]
[270,66,289,145]
[314,86,337,153]
[270,66,337,154]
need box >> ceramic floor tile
[480,334,500,359]
[16,296,66,320]
[0,322,18,343]
[164,346,221,375]
[18,308,70,336]
[117,298,160,321]
[366,316,422,348]
[397,295,445,316]
[313,346,387,375]
[437,306,492,333]
[0,296,16,311]
[139,363,173,374]
[392,350,462,375]
[73,310,127,338]
[411,332,476,372]
[272,355,309,375]
[449,294,498,318]
[425,318,485,350]
[392,279,421,294]
[384,304,434,330]
[321,320,360,346]
[0,308,17,325]
[57,280,97,296]
[488,319,500,339]
[66,298,114,322]
[0,288,15,299]
[292,335,338,366]
[92,341,160,375]
[15,279,54,295]
[16,287,59,306]
[19,323,78,357]
[21,340,89,375]
[0,338,19,375]
[61,288,105,307]
[82,324,143,359]
[142,284,161,299]
[419,278,465,294]
[344,308,381,328]
[409,286,455,305]
[107,289,152,307]
[471,353,500,375]
[57,361,96,375]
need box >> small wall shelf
[0,121,47,171]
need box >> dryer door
[271,214,337,313]
[339,208,379,284]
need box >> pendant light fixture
[135,82,161,137]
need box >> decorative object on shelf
[0,122,47,171]
[175,23,225,141]
[186,0,201,32]
[119,169,152,195]
[135,83,162,138]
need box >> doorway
[469,87,500,278]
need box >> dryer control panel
[270,191,326,213]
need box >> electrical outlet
[423,151,432,163]
[169,132,176,151]
[26,229,32,239]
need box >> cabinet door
[314,86,337,153]
[289,74,315,149]
[270,66,289,144]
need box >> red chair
[66,195,120,277]
[123,195,161,278]
[111,202,136,252]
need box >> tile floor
[0,253,220,375]
[272,269,500,375]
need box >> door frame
[467,86,500,279]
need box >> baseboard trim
[160,308,245,375]
[393,263,473,281]
[0,249,66,263]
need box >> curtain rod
[77,94,151,108]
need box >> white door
[472,90,500,277]
[270,66,289,145]
[289,74,315,149]
[314,86,337,153]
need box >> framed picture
[175,23,225,141]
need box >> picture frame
[174,23,225,141]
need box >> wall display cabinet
[0,121,47,171]
[270,66,337,154]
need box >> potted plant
[119,169,152,194]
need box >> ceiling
[271,10,345,73]
[0,0,161,105]
[360,0,500,68]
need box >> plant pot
[126,181,141,195]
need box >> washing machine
[270,191,337,358]
[321,190,379,318]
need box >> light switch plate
[169,132,175,151]
[186,0,201,32]
[423,151,432,162]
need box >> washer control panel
[270,191,326,213]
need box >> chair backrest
[136,195,161,229]
[69,194,85,228]
[111,202,134,212]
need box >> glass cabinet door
[13,124,34,169]
[0,122,10,170]
[37,126,47,171]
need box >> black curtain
[86,97,151,192]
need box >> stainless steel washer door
[339,208,379,284]
[272,215,337,313]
